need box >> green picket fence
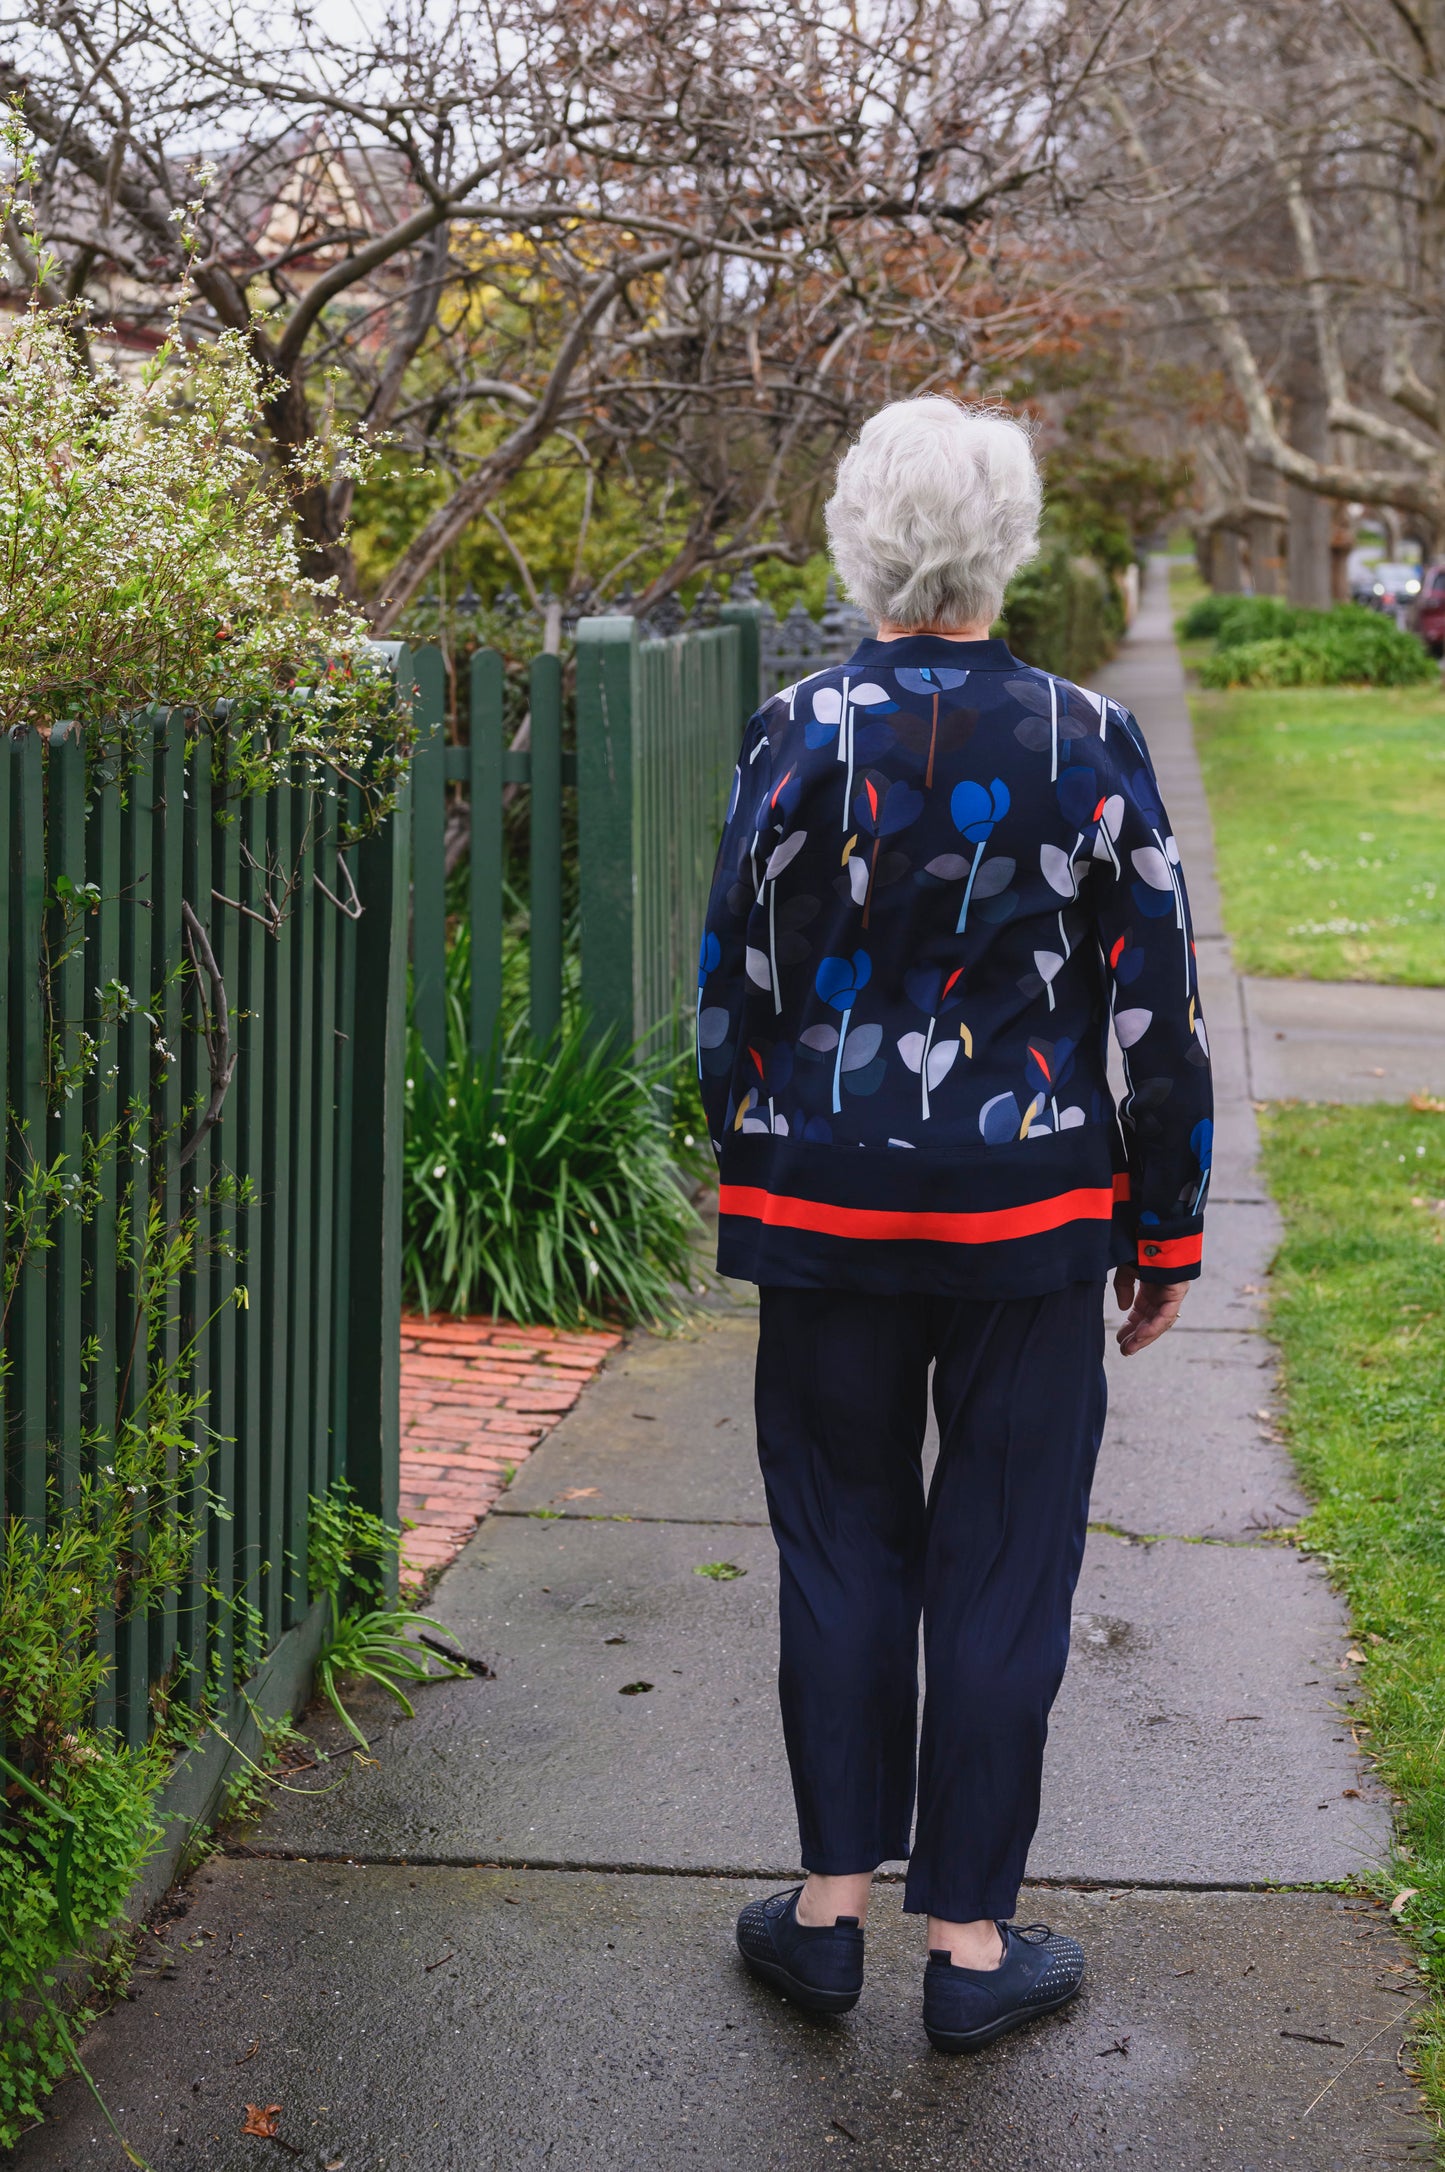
[408,607,760,1070]
[1,690,410,1747]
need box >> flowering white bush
[0,308,405,786]
[0,118,407,804]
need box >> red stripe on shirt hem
[717,1183,1116,1246]
[1135,1232,1203,1269]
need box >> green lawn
[1262,1102,1445,2122]
[1169,564,1445,985]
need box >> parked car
[1411,562,1445,656]
[1363,560,1423,628]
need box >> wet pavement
[15,568,1433,2170]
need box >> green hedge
[1182,594,1311,646]
[999,542,1125,682]
[1197,604,1435,690]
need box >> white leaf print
[887,1137,916,1148]
[800,1024,838,1051]
[925,853,971,882]
[846,855,869,904]
[849,682,892,705]
[773,1113,790,1135]
[1073,684,1104,718]
[1092,828,1114,861]
[897,1031,926,1075]
[1164,834,1180,864]
[1114,1007,1154,1047]
[741,1116,771,1134]
[810,686,843,723]
[1041,842,1076,896]
[1034,949,1065,985]
[698,1006,730,1050]
[745,947,772,988]
[972,854,1016,899]
[926,1040,959,1090]
[1194,1017,1210,1056]
[765,831,807,879]
[1057,1104,1086,1129]
[1027,1119,1053,1138]
[841,1022,882,1071]
[1101,793,1124,840]
[1131,846,1174,891]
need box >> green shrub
[1199,607,1436,689]
[403,1015,701,1326]
[999,541,1125,682]
[0,1742,166,2147]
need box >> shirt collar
[843,633,1021,673]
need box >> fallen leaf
[233,2041,260,2066]
[604,1634,627,1645]
[619,1680,654,1695]
[1391,1889,1419,1916]
[241,2104,282,2139]
[325,2160,347,2170]
[1096,2036,1131,2058]
[1409,1093,1445,1114]
[694,1562,746,1581]
[554,1488,599,1501]
[1346,1648,1367,1664]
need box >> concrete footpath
[18,577,1435,2170]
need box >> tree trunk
[1210,526,1244,592]
[1285,350,1333,608]
[1247,458,1284,595]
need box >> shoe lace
[1010,1922,1053,1945]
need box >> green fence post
[576,616,639,1049]
[346,655,410,1582]
[410,644,448,1079]
[46,725,86,1515]
[468,649,504,1061]
[8,729,47,1532]
[528,651,564,1044]
[718,599,763,716]
[84,735,121,1729]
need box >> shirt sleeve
[1088,707,1214,1283]
[696,706,773,1155]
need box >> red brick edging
[397,1315,621,1585]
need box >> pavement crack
[216,1843,1368,1899]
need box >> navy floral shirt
[697,634,1213,1295]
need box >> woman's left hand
[1112,1267,1190,1356]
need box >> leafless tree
[1077,0,1445,596]
[1,0,1144,625]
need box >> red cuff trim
[1135,1232,1203,1271]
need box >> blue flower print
[951,777,1011,934]
[815,950,872,1113]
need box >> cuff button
[1142,1244,1161,1258]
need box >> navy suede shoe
[735,1886,864,2013]
[923,1921,1084,2051]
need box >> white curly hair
[824,396,1042,630]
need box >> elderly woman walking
[697,398,1211,2051]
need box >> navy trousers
[754,1281,1107,1923]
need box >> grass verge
[1262,1098,1445,2121]
[1167,558,1445,984]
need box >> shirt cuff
[1133,1225,1204,1284]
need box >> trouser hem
[901,1878,1022,1922]
[801,1844,912,1875]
